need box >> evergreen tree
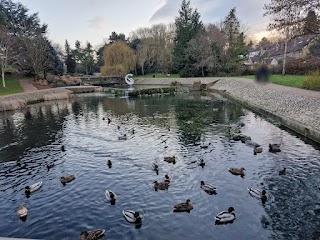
[303,10,319,35]
[65,54,76,74]
[173,0,204,73]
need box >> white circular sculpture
[125,74,134,86]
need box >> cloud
[88,16,107,31]
[149,0,270,36]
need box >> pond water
[0,91,320,240]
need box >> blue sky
[14,0,270,48]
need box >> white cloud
[88,16,107,31]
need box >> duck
[105,189,117,202]
[164,174,172,183]
[107,160,112,168]
[269,143,281,152]
[118,134,127,140]
[215,207,236,224]
[173,199,193,212]
[47,162,54,171]
[247,188,267,203]
[254,145,263,155]
[80,229,105,240]
[60,175,75,184]
[198,159,205,167]
[200,143,211,149]
[279,167,286,176]
[200,181,216,193]
[17,204,28,218]
[61,145,66,152]
[152,163,158,171]
[25,181,42,195]
[228,167,246,176]
[154,181,169,190]
[164,156,176,164]
[123,210,143,223]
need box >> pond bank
[135,77,320,143]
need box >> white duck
[248,188,267,202]
[17,204,28,218]
[25,181,42,194]
[215,207,236,224]
[123,210,143,223]
[105,190,117,202]
[200,181,216,193]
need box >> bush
[180,66,202,78]
[303,70,320,90]
[285,57,320,75]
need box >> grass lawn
[0,76,23,96]
[134,73,180,78]
[231,75,305,88]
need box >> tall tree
[100,41,136,77]
[109,32,126,44]
[82,41,95,75]
[303,10,319,35]
[173,0,204,73]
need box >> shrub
[303,70,320,90]
[285,57,320,75]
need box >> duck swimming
[61,145,66,152]
[105,189,117,203]
[200,181,216,193]
[60,175,75,184]
[254,145,263,155]
[17,204,28,218]
[154,181,169,190]
[123,210,143,223]
[228,167,246,176]
[118,134,127,140]
[215,207,236,224]
[80,229,105,240]
[173,199,193,212]
[107,160,112,168]
[164,156,176,164]
[248,188,267,203]
[279,167,286,175]
[198,159,205,168]
[200,143,211,149]
[25,181,42,195]
[269,143,281,153]
[164,174,172,183]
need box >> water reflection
[0,93,319,239]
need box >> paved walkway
[19,78,38,92]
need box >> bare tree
[0,27,21,87]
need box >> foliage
[285,57,320,75]
[303,10,319,35]
[100,41,136,77]
[134,73,180,78]
[173,0,204,73]
[109,32,126,44]
[0,76,23,95]
[303,70,320,90]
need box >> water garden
[0,87,320,239]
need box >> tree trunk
[201,66,204,77]
[1,70,5,88]
[141,65,144,75]
[282,40,288,76]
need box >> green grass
[230,75,305,88]
[133,73,180,78]
[0,76,23,96]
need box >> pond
[0,91,320,240]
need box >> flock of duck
[15,120,288,240]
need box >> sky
[14,0,272,49]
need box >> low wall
[0,88,71,112]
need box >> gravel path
[212,78,320,132]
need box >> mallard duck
[107,160,112,168]
[105,190,117,202]
[61,145,66,152]
[173,199,193,212]
[269,143,281,152]
[118,134,127,140]
[25,181,42,194]
[200,181,216,193]
[198,159,205,167]
[123,210,143,223]
[215,207,236,224]
[164,156,176,164]
[164,174,172,183]
[154,181,169,190]
[80,229,105,240]
[60,175,75,184]
[17,204,28,218]
[254,145,263,154]
[248,188,267,203]
[228,167,246,176]
[200,143,211,149]
[279,167,286,175]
